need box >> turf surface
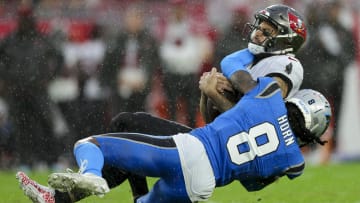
[3,162,360,203]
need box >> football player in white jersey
[202,4,306,122]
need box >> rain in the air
[1,0,359,203]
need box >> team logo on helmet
[288,12,306,39]
[285,63,293,74]
[259,9,270,16]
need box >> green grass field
[2,162,360,203]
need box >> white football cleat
[48,172,110,197]
[16,171,55,203]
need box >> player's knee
[109,112,133,132]
[133,112,151,117]
[74,136,98,148]
[110,112,150,132]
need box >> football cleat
[16,171,55,203]
[48,172,110,197]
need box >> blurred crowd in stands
[0,0,358,171]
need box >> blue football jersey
[190,77,304,191]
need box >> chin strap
[248,42,265,54]
[248,42,295,55]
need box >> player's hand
[199,68,234,95]
[215,72,233,94]
[199,68,218,96]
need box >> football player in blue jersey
[102,4,309,201]
[15,4,316,203]
[16,65,331,203]
[112,4,309,197]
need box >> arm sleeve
[220,48,254,78]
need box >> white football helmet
[286,89,331,146]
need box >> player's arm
[199,68,235,113]
[199,49,253,123]
[199,91,212,123]
[220,48,254,78]
[272,76,289,98]
[265,56,303,99]
[229,70,289,99]
[220,49,258,96]
[229,70,258,95]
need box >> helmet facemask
[245,4,307,55]
[245,18,282,55]
[286,102,327,147]
[286,89,332,147]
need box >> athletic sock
[73,142,104,176]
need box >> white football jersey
[247,55,303,99]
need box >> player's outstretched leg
[48,172,110,197]
[16,171,55,203]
